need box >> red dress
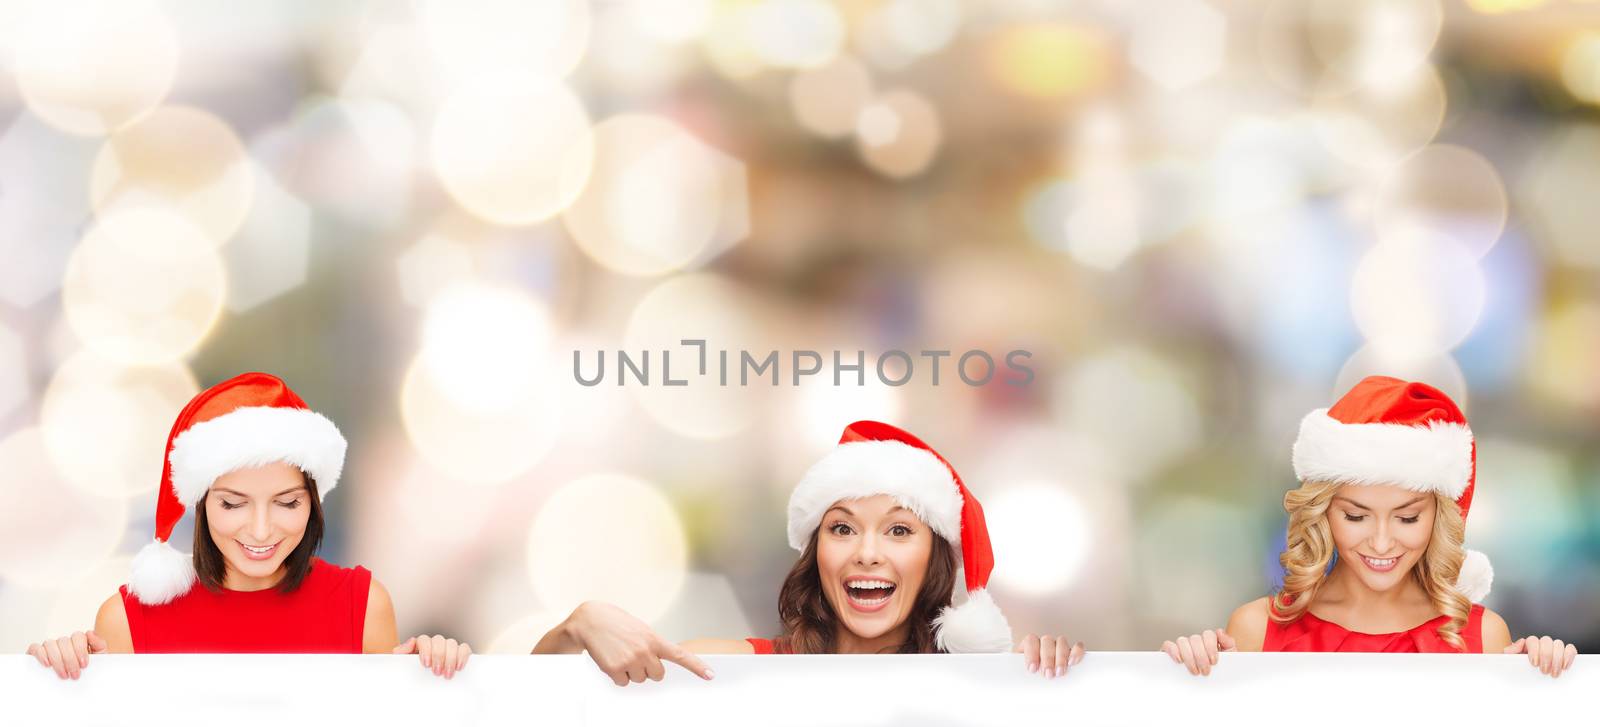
[747,637,783,654]
[1264,603,1485,653]
[120,558,372,653]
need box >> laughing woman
[26,373,470,680]
[1162,377,1577,677]
[534,421,1084,684]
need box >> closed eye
[219,500,244,510]
[1342,513,1365,522]
[276,498,303,509]
[1399,515,1420,524]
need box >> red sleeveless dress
[120,558,372,653]
[747,637,783,654]
[1264,603,1485,653]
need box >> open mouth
[236,540,280,561]
[844,578,896,612]
[1359,554,1400,572]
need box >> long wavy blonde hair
[1272,479,1472,649]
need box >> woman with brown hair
[533,421,1083,684]
[25,373,471,680]
[1161,376,1577,677]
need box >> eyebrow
[1333,495,1427,511]
[212,486,307,498]
[825,505,912,519]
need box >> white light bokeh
[11,0,178,136]
[90,106,256,246]
[61,206,227,365]
[1311,64,1446,170]
[794,373,904,457]
[986,482,1091,596]
[419,283,552,412]
[1373,144,1507,258]
[622,0,714,45]
[395,235,478,309]
[1308,0,1443,91]
[0,323,26,420]
[789,55,875,138]
[745,0,845,70]
[855,90,942,179]
[0,428,128,588]
[45,556,134,636]
[417,0,590,81]
[1561,33,1600,105]
[525,473,688,622]
[1063,108,1142,271]
[1128,0,1226,90]
[1335,343,1468,407]
[223,164,312,313]
[252,97,418,229]
[400,354,562,485]
[39,351,198,499]
[1350,229,1485,361]
[563,115,748,276]
[0,112,98,308]
[431,78,594,226]
[622,274,767,440]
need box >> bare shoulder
[680,638,756,655]
[1479,607,1511,653]
[362,577,399,653]
[94,593,134,653]
[1225,597,1271,652]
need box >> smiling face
[1327,483,1437,593]
[202,462,313,590]
[813,494,936,650]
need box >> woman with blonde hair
[1162,376,1576,677]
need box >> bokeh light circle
[1336,344,1467,408]
[855,90,942,179]
[12,0,178,136]
[0,429,128,588]
[418,0,591,80]
[562,114,741,276]
[1350,229,1486,360]
[61,207,227,365]
[1373,144,1508,258]
[90,106,256,245]
[431,78,594,226]
[40,352,198,499]
[789,55,875,138]
[622,274,766,440]
[986,483,1091,595]
[525,473,688,621]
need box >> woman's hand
[1161,629,1234,676]
[563,601,713,687]
[25,631,107,680]
[1014,634,1084,678]
[394,634,471,680]
[1505,636,1577,678]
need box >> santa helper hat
[787,420,1013,653]
[128,372,347,605]
[1292,375,1492,601]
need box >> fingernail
[1028,662,1038,673]
[704,669,715,679]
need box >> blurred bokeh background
[1,0,1597,655]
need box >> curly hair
[1272,479,1472,650]
[773,528,957,654]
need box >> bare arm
[94,594,134,653]
[362,578,399,654]
[1480,607,1512,653]
[1224,597,1270,652]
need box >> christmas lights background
[1,0,1597,654]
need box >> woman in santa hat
[26,372,471,680]
[1161,376,1577,677]
[532,420,1084,685]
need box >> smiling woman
[1161,376,1579,678]
[24,373,471,681]
[533,421,1084,684]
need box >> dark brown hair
[192,469,324,593]
[774,527,958,654]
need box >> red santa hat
[127,372,346,605]
[1291,375,1491,601]
[787,420,1013,653]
